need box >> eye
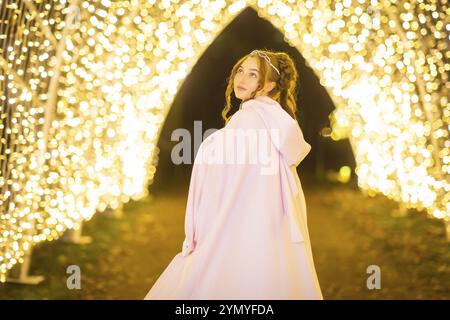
[250,73,257,77]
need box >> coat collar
[254,95,278,105]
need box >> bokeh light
[0,0,448,281]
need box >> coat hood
[240,95,311,167]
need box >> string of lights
[0,0,448,281]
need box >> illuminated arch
[0,0,448,281]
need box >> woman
[144,49,323,299]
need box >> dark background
[151,7,356,192]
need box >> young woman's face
[233,57,262,100]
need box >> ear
[266,81,276,92]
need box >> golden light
[0,0,448,281]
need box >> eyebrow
[238,66,259,72]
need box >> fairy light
[0,0,448,281]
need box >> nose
[235,72,252,82]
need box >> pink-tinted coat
[145,95,323,299]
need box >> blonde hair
[222,49,299,125]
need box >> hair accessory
[249,50,280,75]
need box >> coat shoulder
[227,103,265,129]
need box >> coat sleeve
[181,144,208,256]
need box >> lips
[236,86,246,90]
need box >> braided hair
[222,49,299,125]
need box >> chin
[234,90,248,101]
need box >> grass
[0,175,448,299]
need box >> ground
[0,174,449,299]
